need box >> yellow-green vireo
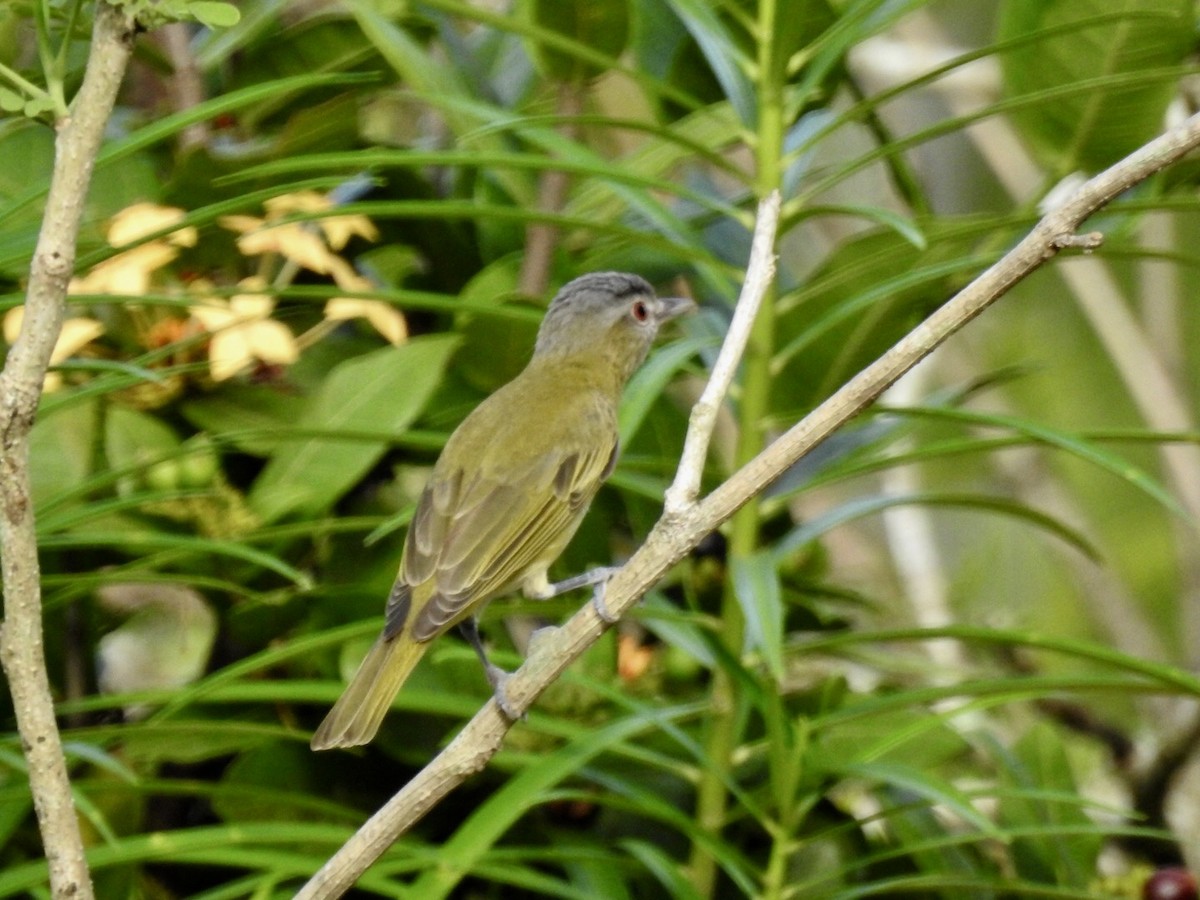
[311,272,694,750]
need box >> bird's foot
[485,664,522,721]
[534,565,621,599]
[591,577,620,624]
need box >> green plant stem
[0,61,50,103]
[688,2,785,895]
[762,823,793,899]
[58,0,86,72]
[34,0,69,116]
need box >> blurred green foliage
[2,0,1200,897]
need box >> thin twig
[518,82,584,299]
[158,23,209,151]
[0,5,136,898]
[296,110,1200,899]
[663,190,780,518]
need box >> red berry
[1144,868,1198,900]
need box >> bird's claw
[486,665,523,721]
[591,578,619,624]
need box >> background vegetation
[3,0,1200,897]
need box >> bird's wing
[392,438,617,642]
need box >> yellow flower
[264,191,379,250]
[3,306,105,392]
[322,266,407,346]
[219,190,379,275]
[190,278,299,381]
[220,213,336,273]
[324,297,408,346]
[70,203,197,297]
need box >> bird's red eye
[631,300,650,323]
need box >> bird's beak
[656,295,696,322]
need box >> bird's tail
[310,633,427,750]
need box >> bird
[311,272,694,750]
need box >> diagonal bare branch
[296,109,1200,899]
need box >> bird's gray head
[534,272,694,382]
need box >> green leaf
[618,333,710,445]
[791,203,927,250]
[730,551,785,683]
[69,721,292,768]
[998,1,1194,172]
[29,400,99,513]
[840,759,1005,840]
[0,73,375,247]
[0,822,381,896]
[0,121,54,275]
[621,839,705,900]
[452,257,538,394]
[522,0,632,82]
[187,0,241,28]
[214,742,322,823]
[350,2,467,104]
[994,724,1101,884]
[770,220,992,411]
[900,405,1191,522]
[0,788,32,853]
[408,706,705,898]
[814,705,972,778]
[39,531,312,588]
[180,383,307,456]
[806,624,1200,698]
[21,96,55,119]
[663,0,756,125]
[105,405,184,488]
[248,336,458,523]
[0,88,23,113]
[772,492,1100,562]
[639,594,717,668]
